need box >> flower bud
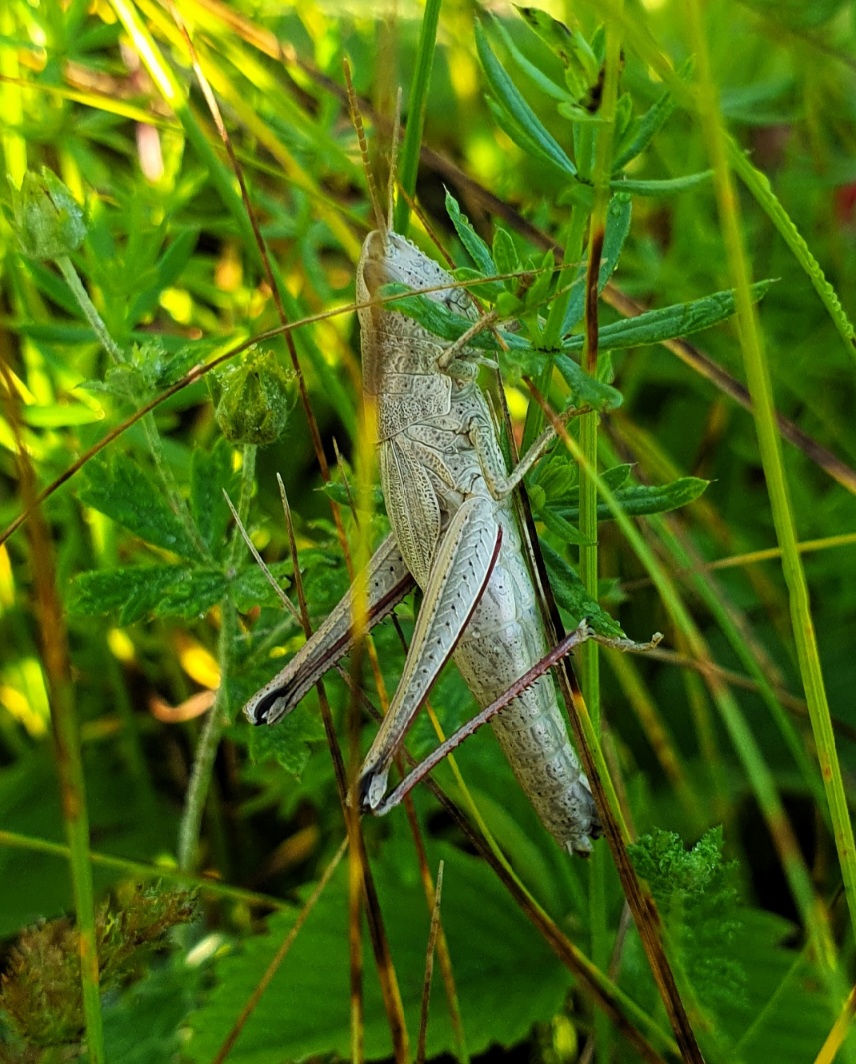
[213,348,295,446]
[10,168,87,261]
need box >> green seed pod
[10,168,87,261]
[213,348,295,446]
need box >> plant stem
[55,253,209,558]
[0,360,104,1063]
[580,17,623,1062]
[178,445,255,870]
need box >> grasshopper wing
[359,494,502,809]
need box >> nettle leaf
[563,280,772,353]
[229,561,297,613]
[190,438,237,553]
[69,565,226,624]
[81,340,197,405]
[562,192,632,333]
[228,664,325,777]
[185,843,572,1063]
[540,540,624,638]
[79,452,199,557]
[476,19,577,178]
[629,828,745,1011]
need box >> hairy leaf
[69,565,227,624]
[79,453,199,558]
[190,437,237,553]
[445,189,497,277]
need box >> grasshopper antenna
[387,87,403,230]
[344,59,387,235]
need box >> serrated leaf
[69,565,226,624]
[540,540,624,638]
[476,20,577,178]
[444,189,497,276]
[564,281,771,353]
[230,561,296,612]
[610,172,712,196]
[562,193,632,333]
[79,452,198,557]
[190,438,236,553]
[184,843,571,1063]
[246,701,326,777]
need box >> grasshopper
[245,125,602,858]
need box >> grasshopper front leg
[244,533,414,725]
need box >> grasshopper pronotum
[244,94,602,857]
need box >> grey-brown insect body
[356,228,601,855]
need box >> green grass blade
[683,0,856,952]
[394,0,442,234]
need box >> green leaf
[69,565,227,624]
[79,453,199,558]
[184,843,572,1063]
[552,476,709,524]
[476,20,577,178]
[90,961,200,1064]
[563,280,772,353]
[490,14,568,102]
[562,192,632,333]
[629,828,745,1010]
[554,354,623,411]
[444,189,497,276]
[514,7,599,101]
[492,226,521,278]
[612,75,683,171]
[609,171,712,196]
[380,284,529,353]
[538,502,590,546]
[484,97,574,182]
[230,561,296,612]
[540,540,624,638]
[129,227,200,323]
[190,438,237,553]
